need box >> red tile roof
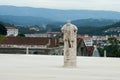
[87,46,94,56]
[0,37,57,47]
[6,27,17,29]
[78,34,92,40]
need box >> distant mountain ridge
[0,15,117,27]
[71,19,117,27]
[0,5,120,21]
[0,15,53,25]
[0,5,120,26]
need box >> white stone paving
[0,54,120,80]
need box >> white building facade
[6,27,18,36]
[78,35,93,46]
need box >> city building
[77,38,94,56]
[6,27,18,36]
[78,34,93,46]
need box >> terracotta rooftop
[6,27,17,29]
[78,34,92,40]
[0,37,57,47]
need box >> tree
[108,37,119,46]
[17,34,25,37]
[107,37,120,57]
[0,35,6,42]
[0,23,7,35]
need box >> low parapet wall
[0,47,63,55]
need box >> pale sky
[0,0,120,12]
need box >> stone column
[61,20,78,67]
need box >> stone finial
[67,20,71,23]
[61,20,78,67]
[66,20,71,26]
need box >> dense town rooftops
[0,37,58,47]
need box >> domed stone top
[66,20,71,23]
[61,20,78,32]
[66,20,71,26]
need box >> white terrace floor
[0,54,120,80]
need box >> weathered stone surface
[61,21,78,67]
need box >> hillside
[103,21,120,35]
[45,21,120,35]
[71,19,116,27]
[0,15,116,26]
[0,5,120,35]
[107,21,120,28]
[0,15,54,25]
[0,5,120,22]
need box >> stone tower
[61,20,78,67]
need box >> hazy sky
[0,0,120,12]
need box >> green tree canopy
[0,35,6,42]
[0,23,7,35]
[108,37,119,46]
[17,34,25,37]
[107,37,120,57]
